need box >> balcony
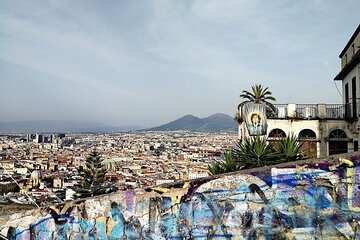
[325,104,354,119]
[267,103,355,120]
[296,104,318,119]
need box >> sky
[0,0,359,127]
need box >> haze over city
[1,0,360,127]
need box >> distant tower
[35,134,43,143]
[50,134,57,143]
[27,134,35,142]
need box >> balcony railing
[267,104,355,120]
[267,104,287,119]
[296,104,318,119]
[326,104,345,119]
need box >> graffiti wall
[1,154,360,239]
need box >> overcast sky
[0,1,359,127]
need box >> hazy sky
[0,1,359,127]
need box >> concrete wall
[1,153,360,239]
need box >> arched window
[268,128,286,138]
[329,129,347,139]
[298,129,317,158]
[328,129,348,155]
[298,129,316,139]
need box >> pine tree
[76,151,107,198]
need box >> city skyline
[1,1,360,127]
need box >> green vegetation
[212,84,304,175]
[275,134,303,162]
[208,150,242,175]
[209,135,303,175]
[76,151,114,198]
[234,136,279,169]
[237,84,277,116]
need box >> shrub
[209,135,304,175]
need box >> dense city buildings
[0,131,237,206]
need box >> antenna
[5,174,40,208]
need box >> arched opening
[268,128,286,138]
[268,129,286,149]
[328,129,348,155]
[298,129,316,139]
[298,129,317,158]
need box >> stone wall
[1,153,360,239]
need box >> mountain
[146,113,237,132]
[0,120,144,133]
[0,114,237,133]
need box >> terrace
[267,103,355,120]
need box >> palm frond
[208,150,242,175]
[238,84,276,111]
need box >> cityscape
[0,131,237,207]
[1,1,360,239]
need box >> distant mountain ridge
[0,120,143,133]
[0,113,237,133]
[146,113,237,132]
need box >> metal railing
[295,104,318,119]
[326,104,345,119]
[326,103,354,119]
[267,104,287,119]
[266,103,355,120]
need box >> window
[328,129,348,155]
[352,43,355,56]
[298,129,316,139]
[352,77,357,117]
[345,83,350,118]
[329,129,347,139]
[268,128,286,138]
[298,129,317,158]
[354,141,358,152]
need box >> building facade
[238,25,360,158]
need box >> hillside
[146,113,237,132]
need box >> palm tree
[237,84,277,115]
[234,112,243,124]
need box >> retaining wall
[1,153,360,239]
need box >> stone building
[239,24,360,158]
